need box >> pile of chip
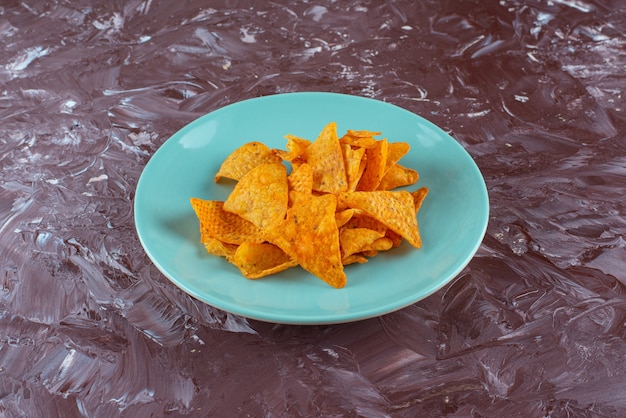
[190,122,428,289]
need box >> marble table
[1,0,625,416]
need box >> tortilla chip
[385,229,404,248]
[339,129,381,149]
[342,213,388,236]
[342,254,369,265]
[339,134,378,149]
[190,198,263,245]
[341,143,366,192]
[274,135,311,162]
[346,129,382,138]
[262,192,346,288]
[339,190,422,248]
[215,142,282,182]
[304,122,348,194]
[385,142,410,171]
[364,237,394,252]
[335,208,359,228]
[285,135,311,156]
[356,139,388,191]
[222,162,288,229]
[287,163,313,194]
[339,227,385,259]
[377,164,419,191]
[230,242,297,279]
[202,236,238,258]
[411,187,429,214]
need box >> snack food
[191,122,428,288]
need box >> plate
[134,92,489,325]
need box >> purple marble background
[1,0,625,416]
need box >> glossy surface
[2,0,626,416]
[135,92,489,324]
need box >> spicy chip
[214,141,282,182]
[190,198,263,245]
[339,190,423,248]
[223,162,288,229]
[262,192,346,288]
[356,138,388,191]
[303,122,348,194]
[231,242,297,279]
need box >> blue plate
[134,92,489,325]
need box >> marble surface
[1,0,625,416]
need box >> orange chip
[190,198,263,245]
[286,134,311,158]
[304,122,348,194]
[223,162,288,229]
[335,208,359,228]
[364,237,394,252]
[272,149,291,161]
[262,192,346,288]
[354,157,368,192]
[342,254,368,265]
[411,187,429,214]
[288,163,315,207]
[339,227,385,259]
[339,190,422,248]
[377,164,419,191]
[230,242,297,279]
[202,236,238,258]
[385,142,410,171]
[385,229,404,248]
[215,142,282,182]
[356,138,388,191]
[287,163,313,194]
[342,213,388,237]
[346,129,382,138]
[339,134,378,149]
[274,135,311,162]
[340,130,381,149]
[341,143,366,192]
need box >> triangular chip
[202,236,238,258]
[385,142,410,171]
[377,164,419,191]
[341,143,366,192]
[304,122,348,194]
[215,142,282,182]
[363,237,394,253]
[273,134,311,162]
[339,134,378,149]
[287,163,313,194]
[230,242,297,279]
[346,129,381,138]
[335,208,359,228]
[343,213,388,236]
[339,190,422,248]
[339,227,385,259]
[411,187,429,214]
[356,138,388,191]
[342,254,368,265]
[262,192,346,288]
[223,162,288,229]
[190,198,263,245]
[385,229,404,248]
[340,129,381,149]
[287,163,314,207]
